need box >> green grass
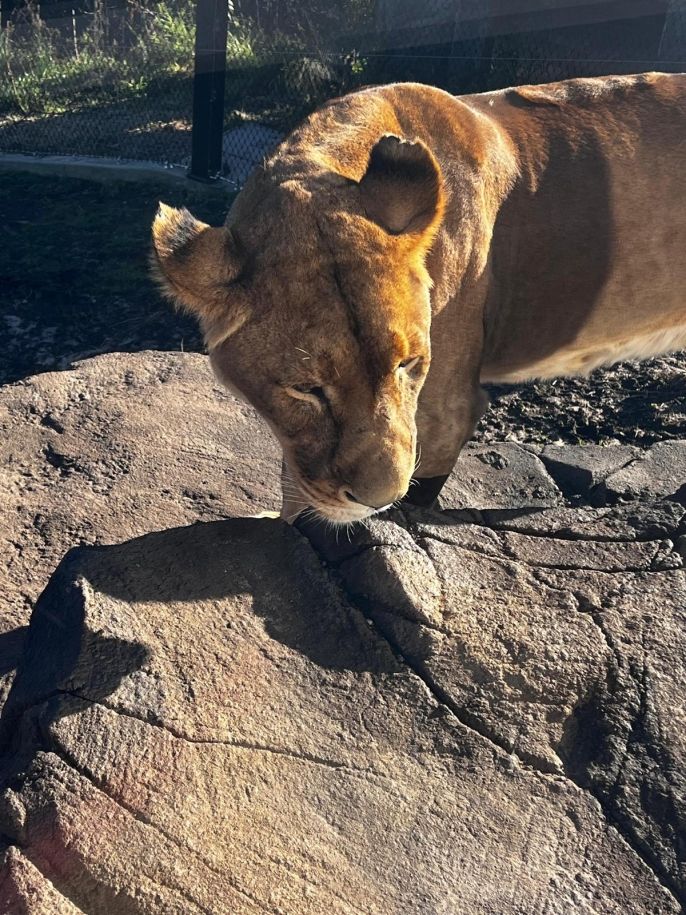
[0,0,374,169]
[0,0,373,123]
[0,170,233,383]
[0,0,254,118]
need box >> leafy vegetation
[0,0,372,120]
[0,0,254,117]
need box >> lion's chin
[282,498,392,526]
[311,502,378,525]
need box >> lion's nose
[339,485,404,511]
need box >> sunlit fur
[152,115,444,524]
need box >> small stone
[600,440,686,505]
[439,442,562,510]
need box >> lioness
[153,72,686,524]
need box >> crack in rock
[2,435,685,911]
[307,512,686,908]
[63,691,386,778]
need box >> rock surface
[540,443,639,502]
[438,442,562,510]
[600,440,686,506]
[0,351,280,707]
[0,351,684,914]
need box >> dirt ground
[1,170,684,447]
[479,353,686,446]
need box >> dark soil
[0,171,215,382]
[1,170,684,447]
[478,354,686,447]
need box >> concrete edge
[0,152,236,192]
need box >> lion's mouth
[282,467,392,525]
[313,501,377,524]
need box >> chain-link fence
[0,0,197,163]
[1,0,684,186]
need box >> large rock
[309,499,686,905]
[599,440,686,505]
[0,351,684,913]
[438,442,562,510]
[0,351,281,706]
[0,519,680,914]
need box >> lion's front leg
[404,383,489,508]
[403,474,452,507]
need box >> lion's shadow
[0,517,427,776]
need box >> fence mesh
[1,0,684,185]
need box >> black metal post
[189,0,228,182]
[1,0,17,29]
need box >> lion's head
[152,134,445,523]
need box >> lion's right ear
[151,204,245,331]
[359,135,444,241]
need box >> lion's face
[152,135,444,523]
[209,225,432,523]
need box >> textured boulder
[0,352,684,914]
[599,440,686,505]
[0,351,280,711]
[0,351,280,635]
[0,848,86,914]
[311,502,686,897]
[0,519,681,914]
[438,442,562,510]
[540,443,639,502]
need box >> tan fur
[152,73,686,522]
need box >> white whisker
[281,488,308,499]
[413,445,422,476]
[284,507,305,523]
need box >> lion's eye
[294,384,325,399]
[285,384,328,405]
[397,356,421,373]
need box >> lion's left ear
[359,135,445,239]
[151,203,244,321]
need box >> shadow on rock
[0,628,29,678]
[83,517,407,673]
[0,551,150,757]
[0,516,432,798]
[2,519,408,742]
